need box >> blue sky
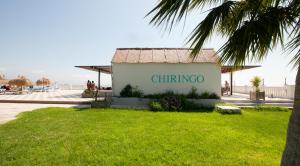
[0,0,296,86]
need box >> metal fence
[233,85,295,99]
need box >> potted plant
[249,76,265,101]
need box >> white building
[111,48,221,96]
[76,48,259,97]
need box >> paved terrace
[0,90,293,105]
[0,90,94,104]
[222,93,293,107]
[222,93,293,102]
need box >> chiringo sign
[151,74,204,83]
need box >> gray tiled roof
[112,48,218,64]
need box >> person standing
[225,81,230,95]
[87,80,91,90]
[91,81,95,91]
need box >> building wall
[112,63,221,97]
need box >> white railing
[233,85,295,99]
[58,84,85,90]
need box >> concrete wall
[112,63,221,96]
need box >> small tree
[250,76,262,92]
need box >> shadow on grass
[73,106,215,113]
[74,107,92,112]
[178,108,215,113]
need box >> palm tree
[147,0,300,165]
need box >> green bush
[132,86,144,97]
[251,76,262,92]
[187,86,199,99]
[160,95,182,112]
[148,94,214,112]
[144,90,220,99]
[181,99,202,110]
[208,93,220,99]
[120,84,143,97]
[120,84,133,97]
[199,92,210,99]
[149,101,164,112]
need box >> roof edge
[116,47,215,50]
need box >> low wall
[58,84,85,90]
[233,85,295,99]
[111,97,220,109]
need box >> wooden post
[98,69,101,90]
[95,68,101,102]
[230,71,233,96]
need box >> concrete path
[0,103,90,124]
[0,90,94,104]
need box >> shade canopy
[221,65,261,73]
[76,65,260,74]
[0,74,5,80]
[9,76,33,87]
[36,77,51,86]
[75,66,112,74]
[0,79,8,85]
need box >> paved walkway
[222,93,293,102]
[0,90,94,104]
[0,103,90,124]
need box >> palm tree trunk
[281,64,300,166]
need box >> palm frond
[288,30,300,67]
[219,6,294,65]
[148,0,300,67]
[147,0,224,29]
[187,1,236,56]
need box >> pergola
[75,66,112,89]
[75,65,260,95]
[221,65,261,95]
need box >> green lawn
[0,107,290,166]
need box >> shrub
[250,76,262,92]
[199,92,210,99]
[148,94,215,112]
[149,101,164,112]
[132,86,144,97]
[209,93,220,99]
[120,84,133,97]
[181,99,202,110]
[120,84,143,97]
[160,95,182,112]
[144,90,220,100]
[187,86,199,99]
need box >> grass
[0,107,290,166]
